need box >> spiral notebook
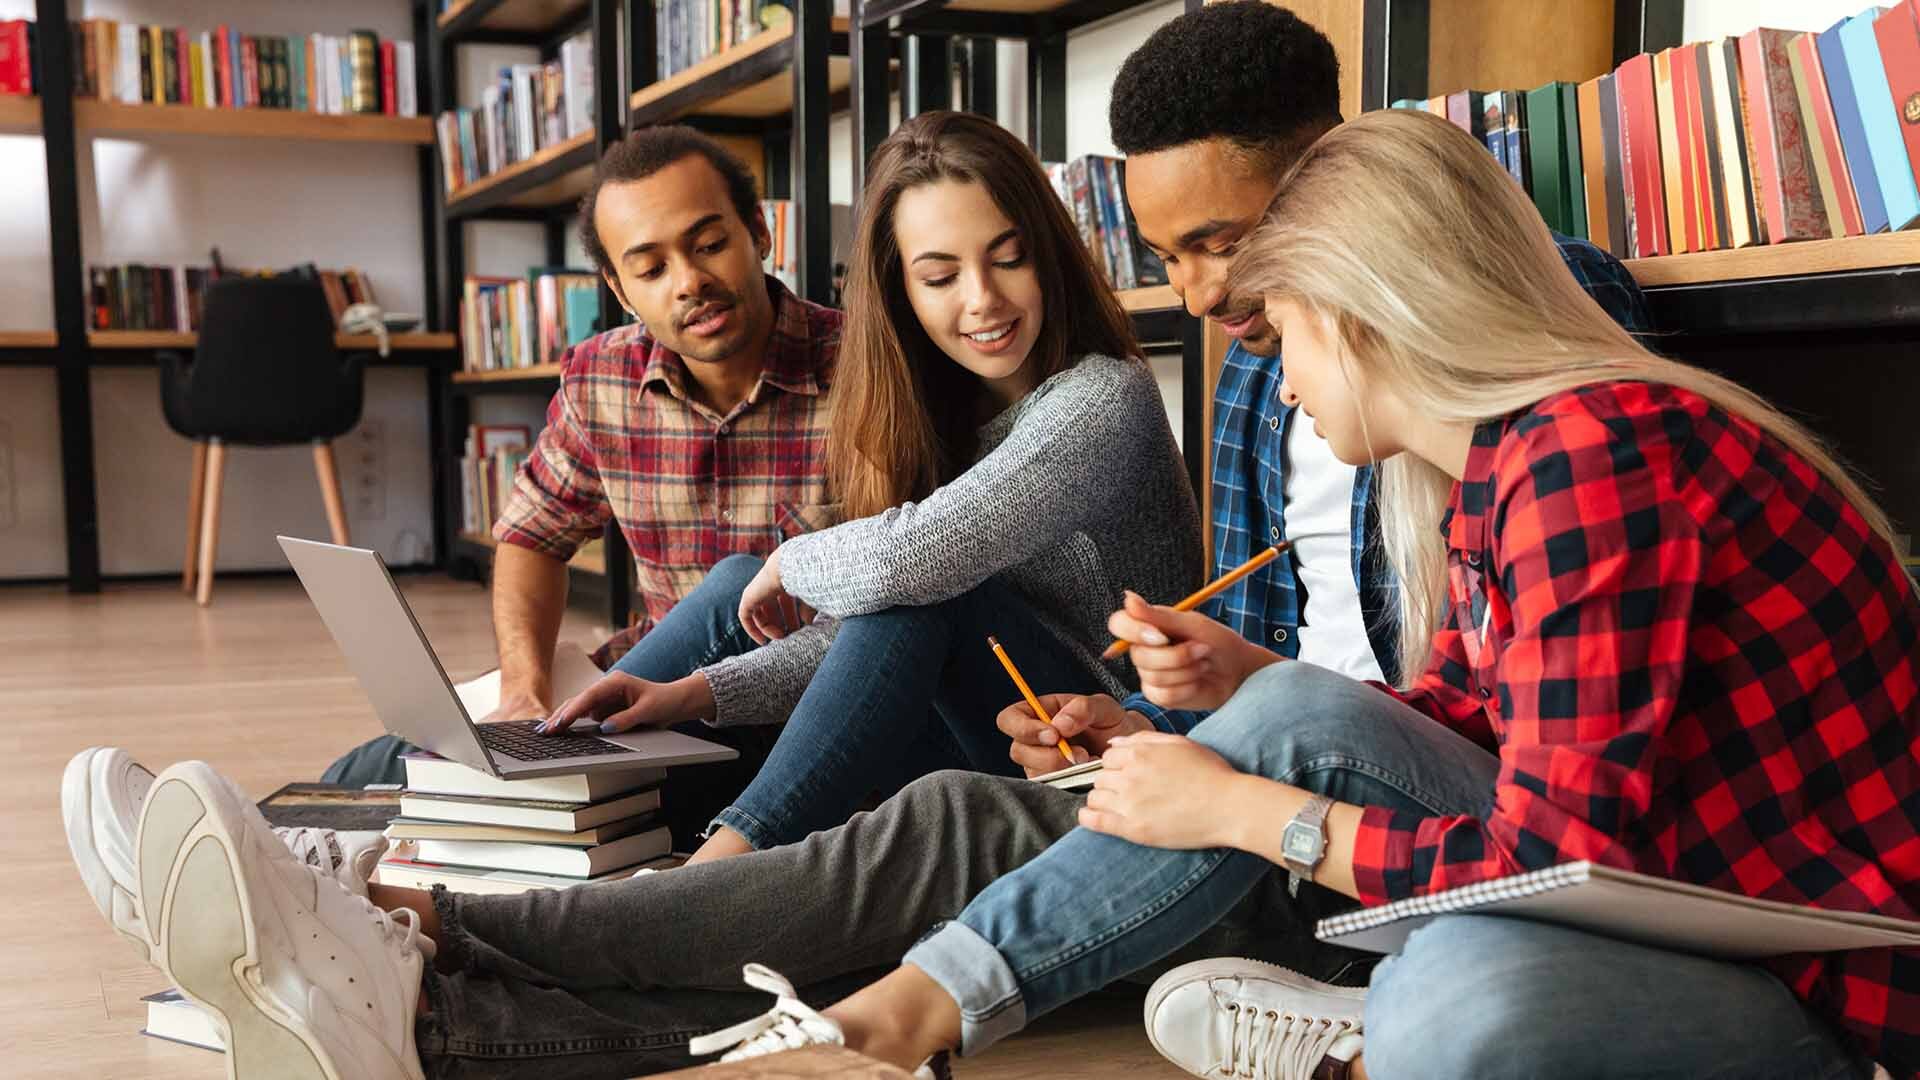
[1316,861,1920,958]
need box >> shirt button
[1269,525,1282,543]
[1268,415,1280,431]
[1478,686,1492,700]
[1466,552,1482,568]
[717,423,730,435]
[721,509,733,522]
[1273,628,1289,644]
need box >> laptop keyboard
[478,719,634,762]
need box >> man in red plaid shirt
[324,128,841,836]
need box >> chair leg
[313,441,351,546]
[195,440,227,607]
[182,440,208,594]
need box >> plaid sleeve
[1351,407,1701,904]
[492,372,613,561]
[1122,690,1207,735]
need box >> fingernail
[1190,643,1212,659]
[1141,629,1170,646]
[599,721,618,733]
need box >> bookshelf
[1624,233,1920,288]
[450,362,565,383]
[444,128,599,216]
[72,101,434,143]
[0,330,59,348]
[628,20,854,125]
[88,330,458,350]
[0,94,40,133]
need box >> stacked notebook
[374,757,676,894]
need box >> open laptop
[278,536,738,780]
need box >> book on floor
[386,808,660,846]
[411,822,672,877]
[372,852,675,895]
[257,783,402,832]
[141,989,223,1052]
[397,784,662,832]
[1316,860,1920,958]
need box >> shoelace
[687,964,841,1060]
[1219,1000,1358,1080]
[296,860,436,962]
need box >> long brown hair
[1229,109,1897,679]
[829,111,1140,519]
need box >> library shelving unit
[28,0,458,593]
[429,0,633,625]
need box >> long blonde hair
[1230,108,1895,684]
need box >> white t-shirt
[1281,413,1386,682]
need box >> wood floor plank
[3,578,1182,1078]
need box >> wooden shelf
[1624,232,1920,289]
[1118,285,1179,313]
[0,94,40,134]
[445,128,596,212]
[630,21,854,123]
[439,0,588,35]
[89,330,457,350]
[0,330,58,348]
[74,101,432,144]
[451,363,565,383]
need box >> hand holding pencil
[1104,544,1293,713]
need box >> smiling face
[892,178,1046,404]
[1267,296,1404,466]
[594,154,775,366]
[1126,138,1284,356]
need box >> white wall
[1683,0,1860,40]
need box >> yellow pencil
[988,635,1076,765]
[1101,543,1292,660]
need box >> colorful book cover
[1873,0,1920,209]
[1741,27,1831,242]
[1670,46,1717,249]
[1818,18,1889,233]
[1654,49,1694,252]
[1502,91,1529,188]
[1705,37,1759,248]
[1790,31,1860,236]
[1526,83,1568,233]
[1558,82,1587,240]
[1692,44,1731,249]
[1842,7,1920,230]
[1597,73,1630,255]
[1578,77,1610,246]
[1617,52,1669,257]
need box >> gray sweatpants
[417,770,1367,1078]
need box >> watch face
[1283,823,1317,859]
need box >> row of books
[1044,155,1168,291]
[654,0,797,80]
[87,264,377,332]
[460,424,532,539]
[1397,4,1920,258]
[433,34,594,196]
[4,18,419,116]
[460,269,602,373]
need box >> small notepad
[1316,861,1920,959]
[1032,758,1102,791]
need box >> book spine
[381,39,396,116]
[1680,45,1722,249]
[1749,27,1831,242]
[1654,49,1694,252]
[349,30,380,114]
[1526,83,1565,234]
[1618,53,1669,257]
[1818,20,1888,234]
[241,36,257,108]
[1875,1,1920,212]
[1578,78,1609,248]
[1789,32,1856,237]
[138,25,153,103]
[1598,73,1630,256]
[175,28,191,104]
[1705,38,1755,249]
[1844,11,1920,232]
[1557,82,1586,241]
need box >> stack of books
[87,263,377,332]
[1394,3,1920,257]
[1044,155,1169,291]
[373,754,676,895]
[433,32,594,196]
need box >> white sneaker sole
[138,764,338,1080]
[61,747,149,961]
[1142,957,1366,1076]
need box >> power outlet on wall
[344,419,387,521]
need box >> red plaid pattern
[493,277,842,640]
[1349,381,1920,1074]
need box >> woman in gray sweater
[548,111,1203,862]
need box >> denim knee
[1363,915,1562,1080]
[704,553,765,593]
[1186,661,1380,776]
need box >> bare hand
[737,549,818,644]
[1109,592,1283,712]
[1078,732,1244,848]
[538,672,710,735]
[995,693,1151,777]
[482,685,550,726]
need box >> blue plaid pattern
[1128,234,1650,734]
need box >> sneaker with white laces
[689,965,952,1080]
[136,760,429,1080]
[1145,958,1364,1080]
[61,747,387,961]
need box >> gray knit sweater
[700,353,1203,727]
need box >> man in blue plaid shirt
[1006,2,1650,756]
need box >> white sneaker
[1145,959,1364,1080]
[136,760,428,1080]
[690,964,951,1079]
[61,747,387,960]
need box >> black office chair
[160,276,365,606]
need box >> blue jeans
[905,661,1870,1078]
[713,576,1096,850]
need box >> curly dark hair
[1109,1,1342,174]
[578,125,764,279]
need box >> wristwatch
[1281,793,1333,896]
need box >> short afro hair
[1110,1,1341,174]
[578,125,764,280]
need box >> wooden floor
[1,576,1181,1079]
